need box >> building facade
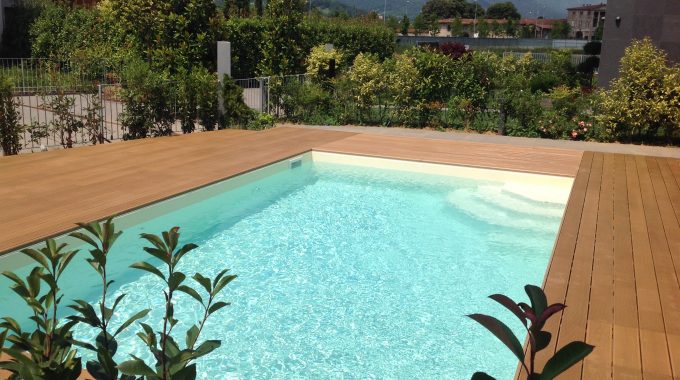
[599,0,680,86]
[567,3,606,40]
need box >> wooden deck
[1,127,679,380]
[530,152,680,380]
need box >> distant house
[567,3,606,40]
[432,18,565,38]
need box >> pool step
[447,186,563,232]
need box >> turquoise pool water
[0,157,567,379]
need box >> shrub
[302,19,395,66]
[177,68,219,133]
[246,113,276,130]
[598,37,679,143]
[583,41,602,56]
[119,60,176,139]
[220,74,254,127]
[306,44,344,82]
[44,91,83,148]
[0,240,83,379]
[0,78,22,155]
[440,42,470,60]
[347,53,388,123]
[530,72,561,94]
[0,220,236,380]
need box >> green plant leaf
[525,285,547,318]
[192,273,211,293]
[489,294,527,327]
[193,340,220,358]
[69,231,98,250]
[114,309,150,337]
[540,341,594,380]
[172,363,197,380]
[212,274,236,296]
[468,314,525,364]
[471,372,496,380]
[534,331,552,352]
[186,325,199,349]
[168,271,187,290]
[130,261,166,281]
[177,285,203,304]
[208,301,230,315]
[118,358,157,377]
[19,248,49,269]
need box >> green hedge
[219,17,395,78]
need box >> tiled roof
[566,3,606,11]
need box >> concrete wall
[599,0,680,86]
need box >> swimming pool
[0,152,572,379]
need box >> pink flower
[578,121,585,127]
[586,122,592,127]
[571,131,578,139]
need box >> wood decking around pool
[0,127,678,380]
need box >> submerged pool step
[447,186,563,232]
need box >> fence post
[258,77,265,113]
[98,84,105,141]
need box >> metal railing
[502,52,595,65]
[235,73,309,116]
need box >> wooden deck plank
[644,157,680,379]
[582,153,615,379]
[315,133,583,177]
[627,155,673,380]
[553,152,603,379]
[529,152,593,378]
[611,154,642,380]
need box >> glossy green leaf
[468,313,525,364]
[541,341,594,380]
[117,358,157,377]
[525,285,547,318]
[177,285,203,304]
[471,372,496,380]
[130,261,166,281]
[208,301,230,315]
[114,309,150,337]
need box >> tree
[103,0,218,72]
[259,0,305,75]
[550,20,571,39]
[490,20,502,37]
[504,18,517,37]
[477,19,490,37]
[486,1,520,20]
[413,14,427,35]
[427,16,440,36]
[255,0,264,16]
[386,16,400,32]
[450,17,463,36]
[421,0,478,20]
[593,23,604,40]
[400,15,410,35]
